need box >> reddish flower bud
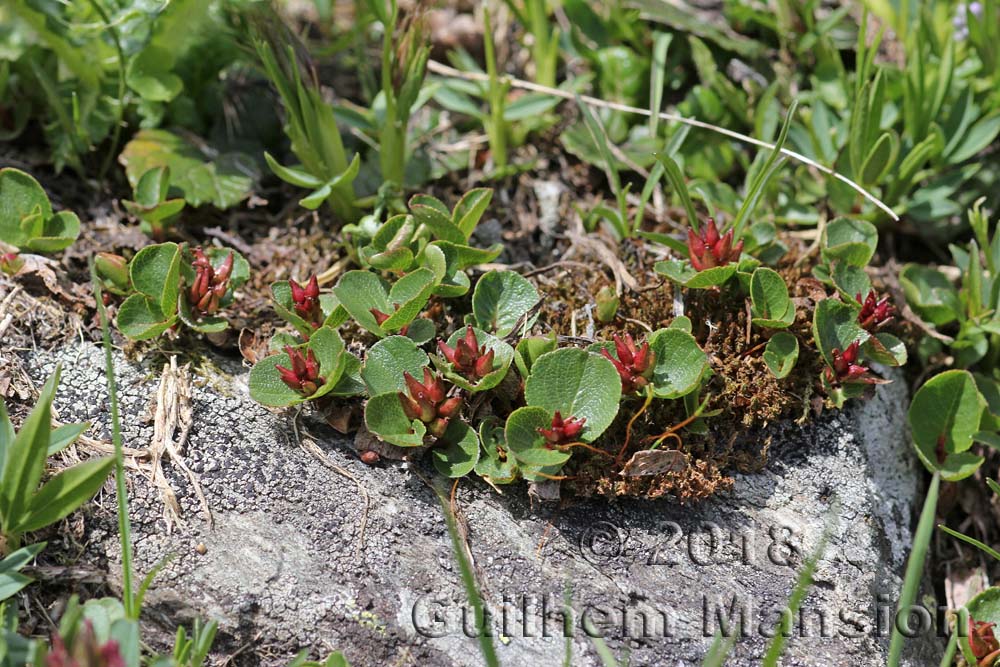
[275,346,325,397]
[601,333,656,394]
[187,247,234,316]
[537,411,587,447]
[856,291,895,332]
[824,341,877,386]
[46,620,125,667]
[369,307,410,335]
[970,617,999,659]
[360,450,380,465]
[437,326,496,381]
[686,219,743,272]
[290,276,323,327]
[397,369,462,437]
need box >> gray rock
[21,343,942,666]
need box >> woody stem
[616,386,654,465]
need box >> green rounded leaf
[909,370,987,480]
[475,419,518,483]
[900,264,960,326]
[647,328,708,399]
[967,588,1000,626]
[0,168,53,249]
[129,242,182,315]
[472,270,540,336]
[821,218,878,267]
[361,336,430,396]
[431,421,481,478]
[505,406,571,467]
[364,392,427,448]
[763,332,799,379]
[812,299,868,367]
[831,263,872,302]
[654,260,736,289]
[524,348,621,441]
[117,294,177,340]
[750,268,794,328]
[864,333,907,367]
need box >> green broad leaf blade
[307,327,347,391]
[647,328,708,399]
[863,333,907,367]
[128,242,181,314]
[831,263,872,302]
[0,369,60,529]
[328,354,365,397]
[361,336,430,396]
[965,587,1000,633]
[135,199,185,224]
[909,371,986,474]
[947,114,1000,164]
[654,259,696,285]
[514,334,558,378]
[0,542,45,576]
[409,194,450,217]
[431,421,481,478]
[435,328,514,393]
[16,457,114,533]
[453,188,494,240]
[0,167,53,249]
[364,392,427,448]
[812,299,868,367]
[47,422,90,457]
[403,318,436,345]
[263,153,324,188]
[133,166,170,207]
[384,268,437,331]
[900,264,961,326]
[763,332,799,379]
[686,265,738,289]
[410,200,466,244]
[472,270,540,336]
[505,406,572,467]
[524,348,621,442]
[750,268,794,328]
[332,270,393,336]
[116,295,177,341]
[126,45,182,102]
[25,211,81,253]
[120,129,258,209]
[431,241,503,271]
[248,354,308,408]
[821,218,878,268]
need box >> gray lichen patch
[18,342,938,666]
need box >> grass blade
[731,100,797,239]
[92,261,137,620]
[436,488,499,667]
[654,152,699,231]
[701,628,739,667]
[888,471,941,666]
[938,524,1000,562]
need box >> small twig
[426,60,899,221]
[616,387,654,464]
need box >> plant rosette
[0,167,80,252]
[431,326,514,392]
[332,268,437,343]
[270,277,349,338]
[593,329,708,399]
[504,348,622,468]
[248,326,362,407]
[116,242,249,340]
[364,368,462,448]
[654,219,744,289]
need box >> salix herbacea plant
[0,368,113,554]
[116,242,249,340]
[0,168,80,253]
[122,166,186,241]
